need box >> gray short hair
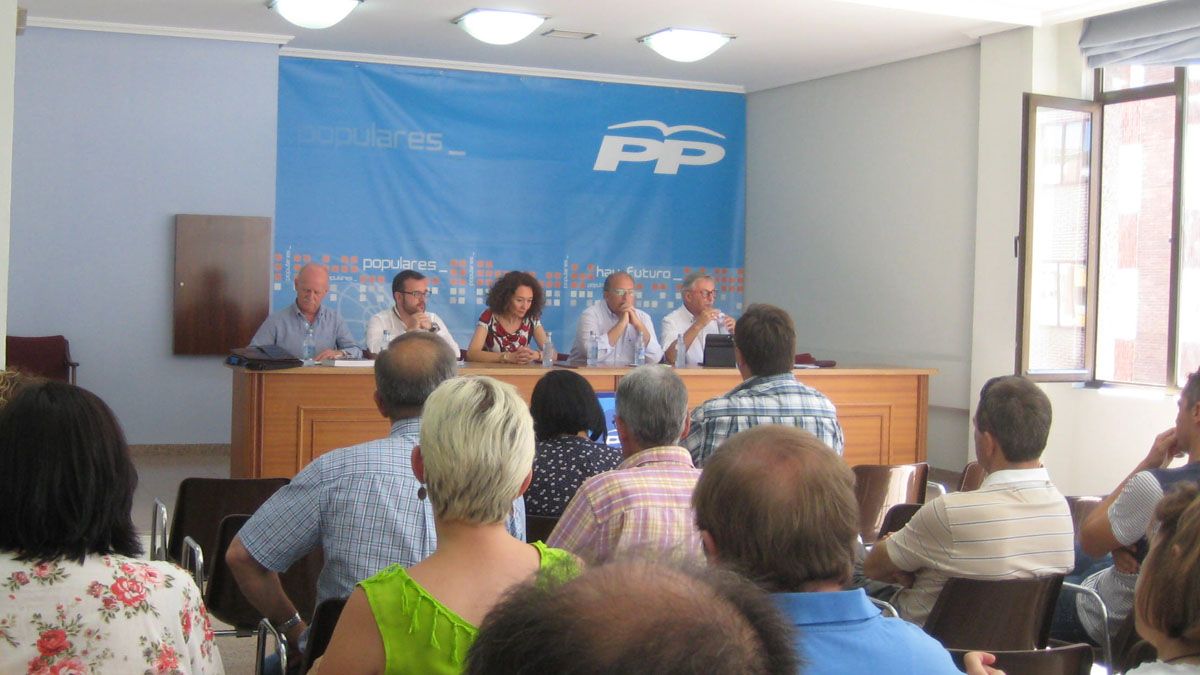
[374,332,457,417]
[616,365,689,448]
[420,376,535,524]
[681,271,713,291]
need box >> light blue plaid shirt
[239,418,526,604]
[249,302,362,359]
[683,373,844,466]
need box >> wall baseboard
[129,443,229,457]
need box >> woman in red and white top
[466,270,550,365]
[0,380,223,674]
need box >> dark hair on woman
[486,270,545,320]
[530,370,606,443]
[0,381,142,562]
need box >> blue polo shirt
[773,589,962,674]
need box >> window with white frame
[1018,65,1199,389]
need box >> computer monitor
[596,391,620,449]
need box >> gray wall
[9,28,278,443]
[745,46,981,470]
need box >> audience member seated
[466,270,549,364]
[1054,369,1200,648]
[316,376,578,674]
[548,365,703,565]
[0,381,223,674]
[524,370,621,518]
[864,375,1074,626]
[464,560,798,675]
[227,333,524,662]
[250,262,361,360]
[364,270,460,355]
[694,424,962,674]
[1126,482,1200,674]
[683,303,843,466]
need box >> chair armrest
[1062,581,1112,675]
[150,499,169,561]
[926,481,947,500]
[869,596,899,618]
[180,535,205,593]
[256,618,289,675]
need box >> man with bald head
[250,262,361,360]
[465,560,798,675]
[227,332,524,656]
[568,271,663,366]
[694,425,961,673]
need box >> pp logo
[593,120,726,175]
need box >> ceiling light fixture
[639,28,733,63]
[267,0,363,29]
[454,9,546,46]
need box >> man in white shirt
[568,272,663,366]
[364,270,460,356]
[661,272,736,367]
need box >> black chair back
[525,514,560,544]
[958,461,986,491]
[206,514,323,635]
[166,477,290,573]
[852,463,928,545]
[924,575,1064,651]
[299,597,349,674]
[948,643,1093,675]
[877,502,922,540]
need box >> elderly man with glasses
[661,271,737,367]
[568,271,664,366]
[365,270,461,355]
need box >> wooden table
[229,364,934,478]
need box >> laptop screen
[596,391,620,449]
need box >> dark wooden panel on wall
[174,215,271,355]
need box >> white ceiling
[19,0,1163,92]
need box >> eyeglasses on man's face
[688,289,717,299]
[608,288,638,298]
[399,291,429,300]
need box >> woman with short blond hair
[318,376,578,674]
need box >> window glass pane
[1027,107,1092,373]
[1102,65,1177,92]
[1179,66,1200,387]
[1096,95,1175,386]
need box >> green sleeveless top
[359,541,578,674]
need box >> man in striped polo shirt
[1054,369,1200,647]
[864,375,1075,626]
[548,365,703,566]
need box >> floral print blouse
[0,552,223,674]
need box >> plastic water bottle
[634,337,646,366]
[542,332,555,368]
[302,324,316,364]
[674,334,686,369]
[586,331,598,367]
[381,328,392,353]
[595,332,609,365]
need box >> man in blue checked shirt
[682,303,844,467]
[226,331,525,659]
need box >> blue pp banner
[274,57,746,353]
